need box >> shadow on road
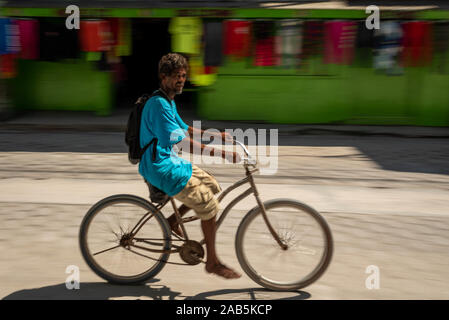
[1,130,448,176]
[285,135,449,176]
[185,288,310,300]
[2,280,182,300]
[2,281,310,300]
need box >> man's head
[158,53,188,96]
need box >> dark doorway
[117,19,195,111]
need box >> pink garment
[17,19,39,59]
[324,21,356,65]
[255,37,275,66]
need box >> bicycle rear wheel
[235,199,333,291]
[79,194,171,285]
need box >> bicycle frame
[81,138,333,288]
[129,161,287,254]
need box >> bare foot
[167,216,184,238]
[205,263,241,279]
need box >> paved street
[0,129,449,299]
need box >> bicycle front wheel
[236,199,333,291]
[79,194,171,285]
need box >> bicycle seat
[144,180,169,204]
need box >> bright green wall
[12,59,113,115]
[198,59,449,126]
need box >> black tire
[235,199,333,291]
[79,194,171,285]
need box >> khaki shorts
[173,165,222,221]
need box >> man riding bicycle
[138,53,241,279]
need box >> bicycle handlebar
[233,140,250,157]
[232,139,257,165]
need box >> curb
[291,127,449,139]
[1,122,449,139]
[0,123,127,132]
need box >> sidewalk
[1,108,449,138]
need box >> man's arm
[180,133,240,163]
[187,126,233,143]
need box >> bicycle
[79,140,333,291]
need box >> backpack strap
[140,89,171,162]
[151,89,171,103]
[141,138,157,161]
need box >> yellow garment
[169,17,202,55]
[189,55,217,86]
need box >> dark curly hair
[158,53,189,78]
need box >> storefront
[1,2,449,125]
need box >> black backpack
[125,89,171,204]
[125,90,170,165]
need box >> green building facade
[1,3,448,125]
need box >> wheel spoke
[93,244,122,256]
[236,200,333,291]
[80,195,171,284]
[134,239,167,247]
[127,247,167,263]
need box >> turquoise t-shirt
[138,95,192,196]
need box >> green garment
[169,17,203,54]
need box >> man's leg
[168,205,240,278]
[167,204,191,237]
[202,216,241,279]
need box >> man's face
[161,68,187,95]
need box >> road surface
[0,130,448,300]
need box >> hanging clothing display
[323,21,356,65]
[189,55,217,86]
[80,19,113,52]
[203,20,223,67]
[401,21,433,67]
[373,21,403,73]
[0,18,21,55]
[253,21,276,66]
[275,19,302,67]
[109,18,132,57]
[39,18,79,61]
[169,17,202,55]
[255,38,275,66]
[223,20,252,58]
[17,19,39,60]
[301,20,325,60]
